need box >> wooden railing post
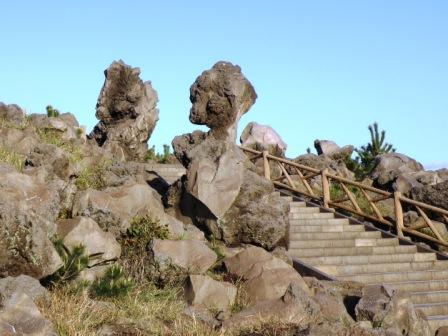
[394,191,404,238]
[321,169,330,208]
[262,151,271,180]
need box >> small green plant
[44,238,89,286]
[36,128,83,163]
[46,105,60,118]
[127,215,170,242]
[348,122,396,180]
[119,215,170,285]
[91,265,134,298]
[145,144,172,163]
[0,146,25,171]
[75,161,110,190]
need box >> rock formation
[172,61,289,250]
[240,121,287,156]
[90,60,159,161]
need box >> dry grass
[37,283,224,336]
[0,145,25,171]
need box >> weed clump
[43,238,89,286]
[75,161,110,190]
[119,215,170,285]
[91,265,134,298]
[0,146,25,171]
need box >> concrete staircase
[284,195,448,332]
[146,163,185,184]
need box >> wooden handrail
[240,146,448,250]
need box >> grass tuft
[0,145,25,171]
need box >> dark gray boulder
[90,60,159,161]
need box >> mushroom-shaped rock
[184,275,237,312]
[240,121,287,156]
[150,239,217,274]
[172,62,288,250]
[189,61,257,142]
[56,216,121,265]
[90,60,159,161]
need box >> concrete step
[299,252,436,266]
[427,315,448,332]
[339,269,448,283]
[317,260,448,276]
[289,237,397,249]
[289,201,307,208]
[289,212,335,220]
[290,218,350,226]
[290,230,382,240]
[415,302,448,317]
[411,291,448,304]
[380,280,448,293]
[289,207,320,214]
[291,224,365,233]
[281,196,293,202]
[289,245,416,258]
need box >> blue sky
[1,1,447,169]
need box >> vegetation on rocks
[146,144,173,163]
[347,122,396,179]
[75,160,110,190]
[46,104,61,118]
[0,145,25,171]
[43,238,89,286]
[91,265,134,298]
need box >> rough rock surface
[240,121,287,156]
[411,180,448,211]
[0,102,26,125]
[184,275,237,312]
[189,61,257,142]
[394,170,443,195]
[314,139,354,161]
[0,292,56,336]
[72,181,185,237]
[222,283,320,331]
[293,153,355,180]
[370,153,424,189]
[172,62,289,250]
[0,275,49,302]
[90,60,159,161]
[224,245,310,304]
[56,216,121,266]
[355,285,431,336]
[149,239,217,274]
[0,165,62,279]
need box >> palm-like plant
[349,122,396,179]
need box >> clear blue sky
[1,1,447,169]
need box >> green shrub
[126,215,170,242]
[36,128,83,163]
[75,161,110,190]
[0,146,25,171]
[119,215,170,284]
[349,122,396,180]
[145,144,172,163]
[46,105,60,118]
[44,238,89,286]
[91,265,134,298]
